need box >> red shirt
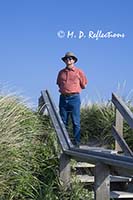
[56,66,88,94]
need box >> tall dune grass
[80,99,133,150]
[81,100,115,147]
[0,93,59,199]
[0,93,93,200]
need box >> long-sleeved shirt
[56,65,88,94]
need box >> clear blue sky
[0,0,133,107]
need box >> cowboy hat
[61,52,78,63]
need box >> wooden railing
[112,93,133,156]
[39,90,73,150]
[39,90,133,200]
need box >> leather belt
[61,93,79,97]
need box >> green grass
[80,99,133,150]
[0,93,94,200]
[0,94,59,199]
[80,101,115,147]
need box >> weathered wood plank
[112,93,133,129]
[94,163,110,200]
[80,145,117,154]
[76,175,132,183]
[110,191,133,198]
[40,90,73,151]
[74,162,95,168]
[76,174,132,183]
[115,109,123,152]
[110,175,132,182]
[77,175,94,183]
[65,148,133,171]
[59,153,71,188]
[44,90,74,148]
[112,125,133,157]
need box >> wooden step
[80,145,118,154]
[76,174,132,183]
[88,191,133,199]
[76,175,94,183]
[74,162,132,183]
[74,162,95,168]
[110,191,133,198]
[110,175,132,182]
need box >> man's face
[64,57,75,66]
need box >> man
[56,52,88,146]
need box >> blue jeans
[59,94,81,144]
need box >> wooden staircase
[40,90,133,200]
[73,159,133,199]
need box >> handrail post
[115,109,123,152]
[59,152,71,189]
[94,163,110,200]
